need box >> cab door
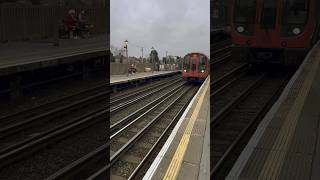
[190,57,198,77]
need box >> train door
[190,56,198,77]
[254,0,280,49]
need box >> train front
[230,0,316,66]
[182,53,209,83]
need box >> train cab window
[199,56,206,72]
[282,0,309,24]
[234,0,257,24]
[183,56,190,72]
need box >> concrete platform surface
[0,35,107,75]
[227,41,320,180]
[110,71,180,85]
[143,76,210,180]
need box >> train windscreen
[234,0,257,24]
[282,0,309,24]
[183,56,190,72]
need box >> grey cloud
[111,0,209,58]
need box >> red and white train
[230,0,320,65]
[182,52,209,82]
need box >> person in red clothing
[64,9,79,39]
[128,63,137,75]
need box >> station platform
[143,76,210,180]
[0,34,107,76]
[110,71,180,89]
[227,42,320,179]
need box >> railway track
[46,83,198,180]
[110,77,182,118]
[110,84,198,179]
[211,62,249,93]
[110,80,185,133]
[0,75,180,154]
[0,82,107,127]
[212,39,232,65]
[210,68,293,179]
[0,74,182,180]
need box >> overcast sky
[111,0,210,58]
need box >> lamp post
[124,40,129,76]
[165,51,168,71]
[141,47,144,62]
[151,47,155,73]
[54,0,61,46]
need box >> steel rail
[48,85,191,180]
[110,79,182,113]
[211,74,266,126]
[127,88,193,180]
[110,82,186,134]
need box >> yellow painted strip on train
[258,52,320,179]
[163,77,209,180]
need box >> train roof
[184,52,209,58]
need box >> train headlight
[184,69,187,72]
[236,26,245,33]
[201,70,205,73]
[292,27,301,35]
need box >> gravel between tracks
[211,73,263,115]
[0,99,105,151]
[212,61,245,80]
[0,120,106,180]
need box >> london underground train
[230,0,320,65]
[182,52,209,82]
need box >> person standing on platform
[64,9,79,39]
[78,10,93,38]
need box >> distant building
[114,55,125,63]
[165,55,179,64]
[127,57,137,64]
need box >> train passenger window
[282,0,309,24]
[234,0,257,24]
[183,56,190,72]
[199,56,206,72]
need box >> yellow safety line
[258,53,320,179]
[163,77,209,180]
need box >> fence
[0,4,107,42]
